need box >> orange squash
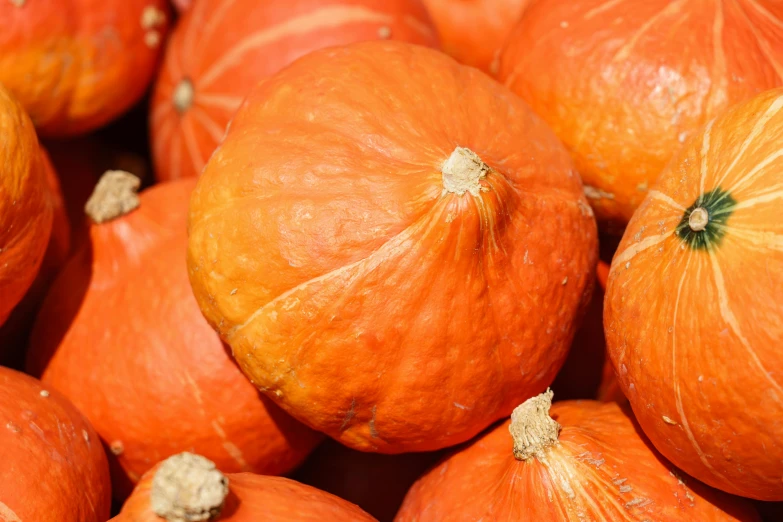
[27,173,321,500]
[499,0,783,226]
[171,0,191,13]
[397,392,760,521]
[112,453,378,521]
[0,366,111,521]
[422,0,530,73]
[150,0,438,181]
[187,41,598,453]
[0,0,170,135]
[605,88,783,500]
[0,85,53,327]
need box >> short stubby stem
[688,207,709,232]
[509,389,561,461]
[173,78,195,114]
[441,147,490,197]
[151,452,229,522]
[84,170,141,224]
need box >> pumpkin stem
[151,452,229,522]
[84,170,141,224]
[509,389,561,461]
[688,207,709,232]
[173,78,195,114]
[441,147,490,197]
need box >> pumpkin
[27,173,321,500]
[0,85,53,327]
[422,0,530,73]
[604,88,783,500]
[0,0,170,136]
[112,452,378,521]
[396,392,760,521]
[150,0,438,181]
[0,366,111,521]
[171,0,191,13]
[187,41,598,453]
[292,439,444,522]
[498,0,783,226]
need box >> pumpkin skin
[171,0,191,13]
[0,366,112,521]
[499,0,783,226]
[187,41,598,453]
[396,395,760,522]
[27,176,321,500]
[604,88,783,500]
[0,0,170,136]
[150,0,438,181]
[0,85,53,327]
[422,0,530,73]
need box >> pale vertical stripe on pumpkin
[190,0,243,61]
[402,14,437,38]
[698,120,714,206]
[0,502,22,522]
[611,0,687,63]
[150,101,173,126]
[729,185,783,211]
[727,226,783,252]
[745,0,783,29]
[181,117,205,176]
[193,93,244,112]
[583,0,627,20]
[737,1,783,81]
[611,232,673,272]
[727,147,783,193]
[198,5,397,88]
[170,131,183,181]
[190,106,225,143]
[648,190,685,211]
[705,0,728,117]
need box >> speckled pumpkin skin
[0,0,170,136]
[605,88,783,500]
[187,41,598,453]
[0,367,111,521]
[396,400,759,521]
[499,0,783,226]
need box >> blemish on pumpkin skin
[5,422,20,433]
[340,398,357,431]
[662,416,677,425]
[82,429,90,443]
[0,501,22,522]
[369,405,379,438]
[453,402,470,410]
[39,389,50,397]
[110,440,125,456]
[7,0,25,6]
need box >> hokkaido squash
[499,0,783,226]
[187,41,598,453]
[604,88,783,500]
[27,173,321,500]
[150,0,438,181]
[422,0,530,73]
[396,392,760,521]
[112,452,378,521]
[0,366,111,521]
[0,0,169,135]
[0,85,53,327]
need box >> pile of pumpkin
[2,0,782,520]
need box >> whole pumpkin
[422,0,530,73]
[187,41,598,453]
[0,366,111,521]
[150,0,438,181]
[112,452,378,522]
[499,0,783,226]
[0,0,169,135]
[0,85,53,327]
[396,392,760,521]
[604,88,783,500]
[27,173,321,500]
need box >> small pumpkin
[150,0,438,181]
[0,366,111,521]
[422,0,530,73]
[187,41,598,453]
[0,0,170,135]
[0,85,53,327]
[499,0,783,226]
[397,392,760,521]
[605,88,783,500]
[27,173,321,500]
[112,452,378,521]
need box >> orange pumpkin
[499,0,783,226]
[187,41,598,453]
[27,173,321,500]
[422,0,530,73]
[112,453,378,521]
[171,0,191,13]
[150,0,438,181]
[605,88,783,500]
[397,392,760,521]
[0,85,53,327]
[0,0,170,136]
[0,366,111,521]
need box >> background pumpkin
[605,88,783,500]
[0,366,111,521]
[187,41,598,453]
[396,392,760,521]
[171,0,191,13]
[112,453,378,522]
[421,0,530,74]
[150,0,438,181]
[0,85,53,327]
[0,0,170,136]
[27,173,321,500]
[499,0,783,227]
